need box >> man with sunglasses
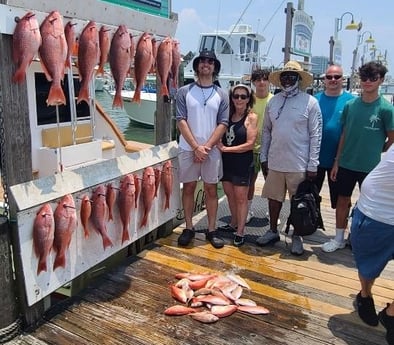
[314,66,354,211]
[246,69,274,224]
[176,50,229,249]
[257,61,322,256]
[322,61,394,254]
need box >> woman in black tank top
[217,84,258,247]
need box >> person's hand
[194,145,210,162]
[261,161,268,178]
[330,164,338,182]
[306,170,317,181]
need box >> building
[311,56,329,76]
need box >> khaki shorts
[262,170,305,202]
[178,147,223,184]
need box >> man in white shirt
[351,144,394,345]
[258,60,322,256]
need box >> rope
[0,318,21,343]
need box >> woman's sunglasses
[232,94,249,100]
[325,75,342,80]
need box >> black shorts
[336,167,368,197]
[221,166,254,186]
[315,166,338,209]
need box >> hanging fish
[139,167,155,228]
[12,11,42,83]
[64,21,77,69]
[109,25,131,109]
[156,36,173,97]
[97,25,111,76]
[38,11,67,106]
[53,194,77,270]
[33,203,54,275]
[132,32,153,104]
[77,21,100,105]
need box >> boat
[107,75,157,127]
[183,24,266,89]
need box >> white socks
[334,228,346,243]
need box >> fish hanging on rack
[38,11,68,106]
[77,21,100,105]
[33,203,55,275]
[109,25,132,109]
[12,11,42,83]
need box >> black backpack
[285,180,325,237]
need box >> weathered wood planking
[5,176,391,345]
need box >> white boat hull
[110,90,156,127]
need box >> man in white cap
[176,50,229,249]
[257,60,322,255]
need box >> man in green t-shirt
[322,61,394,253]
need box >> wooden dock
[5,175,393,345]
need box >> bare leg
[182,181,197,230]
[268,198,282,231]
[204,182,218,232]
[222,181,237,226]
[359,273,375,297]
[247,172,258,203]
[234,185,249,236]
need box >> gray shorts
[178,147,223,184]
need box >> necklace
[200,85,214,106]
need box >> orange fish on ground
[109,25,131,109]
[164,305,197,316]
[12,11,42,83]
[162,160,173,210]
[97,25,111,76]
[118,174,136,243]
[153,167,162,198]
[91,185,113,250]
[33,203,55,275]
[77,21,100,105]
[53,194,77,270]
[80,194,92,239]
[132,32,153,104]
[140,166,156,228]
[64,21,77,69]
[171,40,181,88]
[38,11,68,106]
[156,36,173,97]
[106,182,117,222]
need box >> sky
[171,0,393,77]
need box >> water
[95,90,155,144]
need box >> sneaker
[256,229,280,246]
[321,239,346,253]
[217,224,237,232]
[266,211,281,225]
[379,304,394,345]
[290,235,304,256]
[233,235,245,247]
[177,228,195,246]
[206,231,224,249]
[246,210,254,224]
[356,292,379,326]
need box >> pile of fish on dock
[12,10,181,108]
[165,271,270,323]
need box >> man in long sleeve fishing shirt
[257,61,322,256]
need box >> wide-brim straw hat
[269,60,313,90]
[192,50,221,74]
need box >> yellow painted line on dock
[139,249,352,318]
